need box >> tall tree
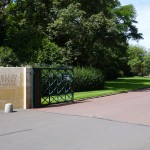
[0,0,12,46]
[0,0,143,72]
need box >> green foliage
[74,67,104,92]
[115,4,143,40]
[0,0,12,46]
[127,45,146,75]
[143,52,150,75]
[0,0,143,78]
[3,1,44,64]
[37,38,68,65]
[0,46,19,66]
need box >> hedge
[74,67,105,92]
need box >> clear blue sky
[119,0,150,50]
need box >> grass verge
[74,76,150,100]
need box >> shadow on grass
[105,77,150,92]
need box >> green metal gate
[33,67,74,108]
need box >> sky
[119,0,150,50]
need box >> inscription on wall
[0,73,20,87]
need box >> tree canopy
[127,45,146,75]
[0,0,143,78]
[127,45,150,76]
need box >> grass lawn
[74,76,150,100]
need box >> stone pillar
[0,67,33,110]
[24,68,34,109]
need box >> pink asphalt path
[36,88,150,126]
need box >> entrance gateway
[0,67,73,110]
[33,67,74,108]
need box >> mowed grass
[74,76,150,100]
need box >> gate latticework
[33,68,74,107]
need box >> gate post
[33,69,41,108]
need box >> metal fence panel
[33,67,74,107]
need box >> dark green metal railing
[33,67,74,107]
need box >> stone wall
[0,67,33,110]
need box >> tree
[3,1,44,64]
[0,46,19,66]
[0,0,12,46]
[115,4,142,40]
[127,45,146,75]
[143,52,150,75]
[37,38,67,65]
[0,0,143,75]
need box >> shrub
[74,67,104,92]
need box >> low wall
[0,67,33,110]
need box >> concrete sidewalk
[0,110,150,150]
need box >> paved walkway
[0,110,150,150]
[36,88,150,126]
[1,88,150,150]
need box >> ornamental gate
[33,68,74,108]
